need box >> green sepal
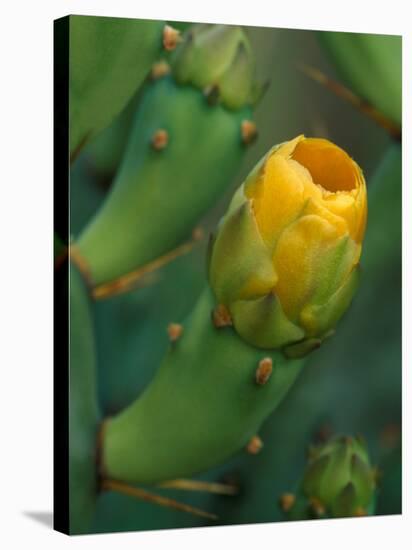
[308,235,359,307]
[283,337,322,359]
[219,42,255,110]
[302,454,331,499]
[300,267,360,337]
[231,293,305,349]
[324,439,352,502]
[332,482,357,517]
[350,453,375,505]
[171,24,256,110]
[209,201,277,305]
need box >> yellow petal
[245,153,307,249]
[303,196,349,237]
[353,180,368,244]
[275,134,305,158]
[291,137,367,243]
[273,215,342,320]
[292,138,359,192]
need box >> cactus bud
[171,24,256,110]
[208,135,367,355]
[301,435,376,518]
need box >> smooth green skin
[69,15,164,154]
[362,144,401,273]
[78,76,251,285]
[69,265,101,534]
[103,289,304,484]
[95,245,206,415]
[85,91,140,181]
[319,31,402,125]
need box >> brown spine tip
[241,120,258,145]
[246,435,263,455]
[151,60,171,80]
[192,226,205,241]
[279,493,296,512]
[212,304,233,328]
[354,506,367,517]
[167,323,183,342]
[151,129,169,151]
[309,497,325,517]
[255,357,273,385]
[69,243,93,288]
[163,25,181,51]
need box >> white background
[0,0,410,548]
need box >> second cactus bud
[208,135,367,356]
[282,435,376,520]
[171,24,256,110]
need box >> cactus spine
[318,31,401,126]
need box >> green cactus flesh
[77,75,252,286]
[319,31,401,126]
[102,288,304,484]
[69,15,165,155]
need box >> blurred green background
[69,23,401,533]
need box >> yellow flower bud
[208,135,367,355]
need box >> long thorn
[102,479,218,520]
[299,64,401,141]
[92,228,204,300]
[157,478,239,496]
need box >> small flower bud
[170,24,256,110]
[301,435,376,518]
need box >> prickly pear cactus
[61,17,402,535]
